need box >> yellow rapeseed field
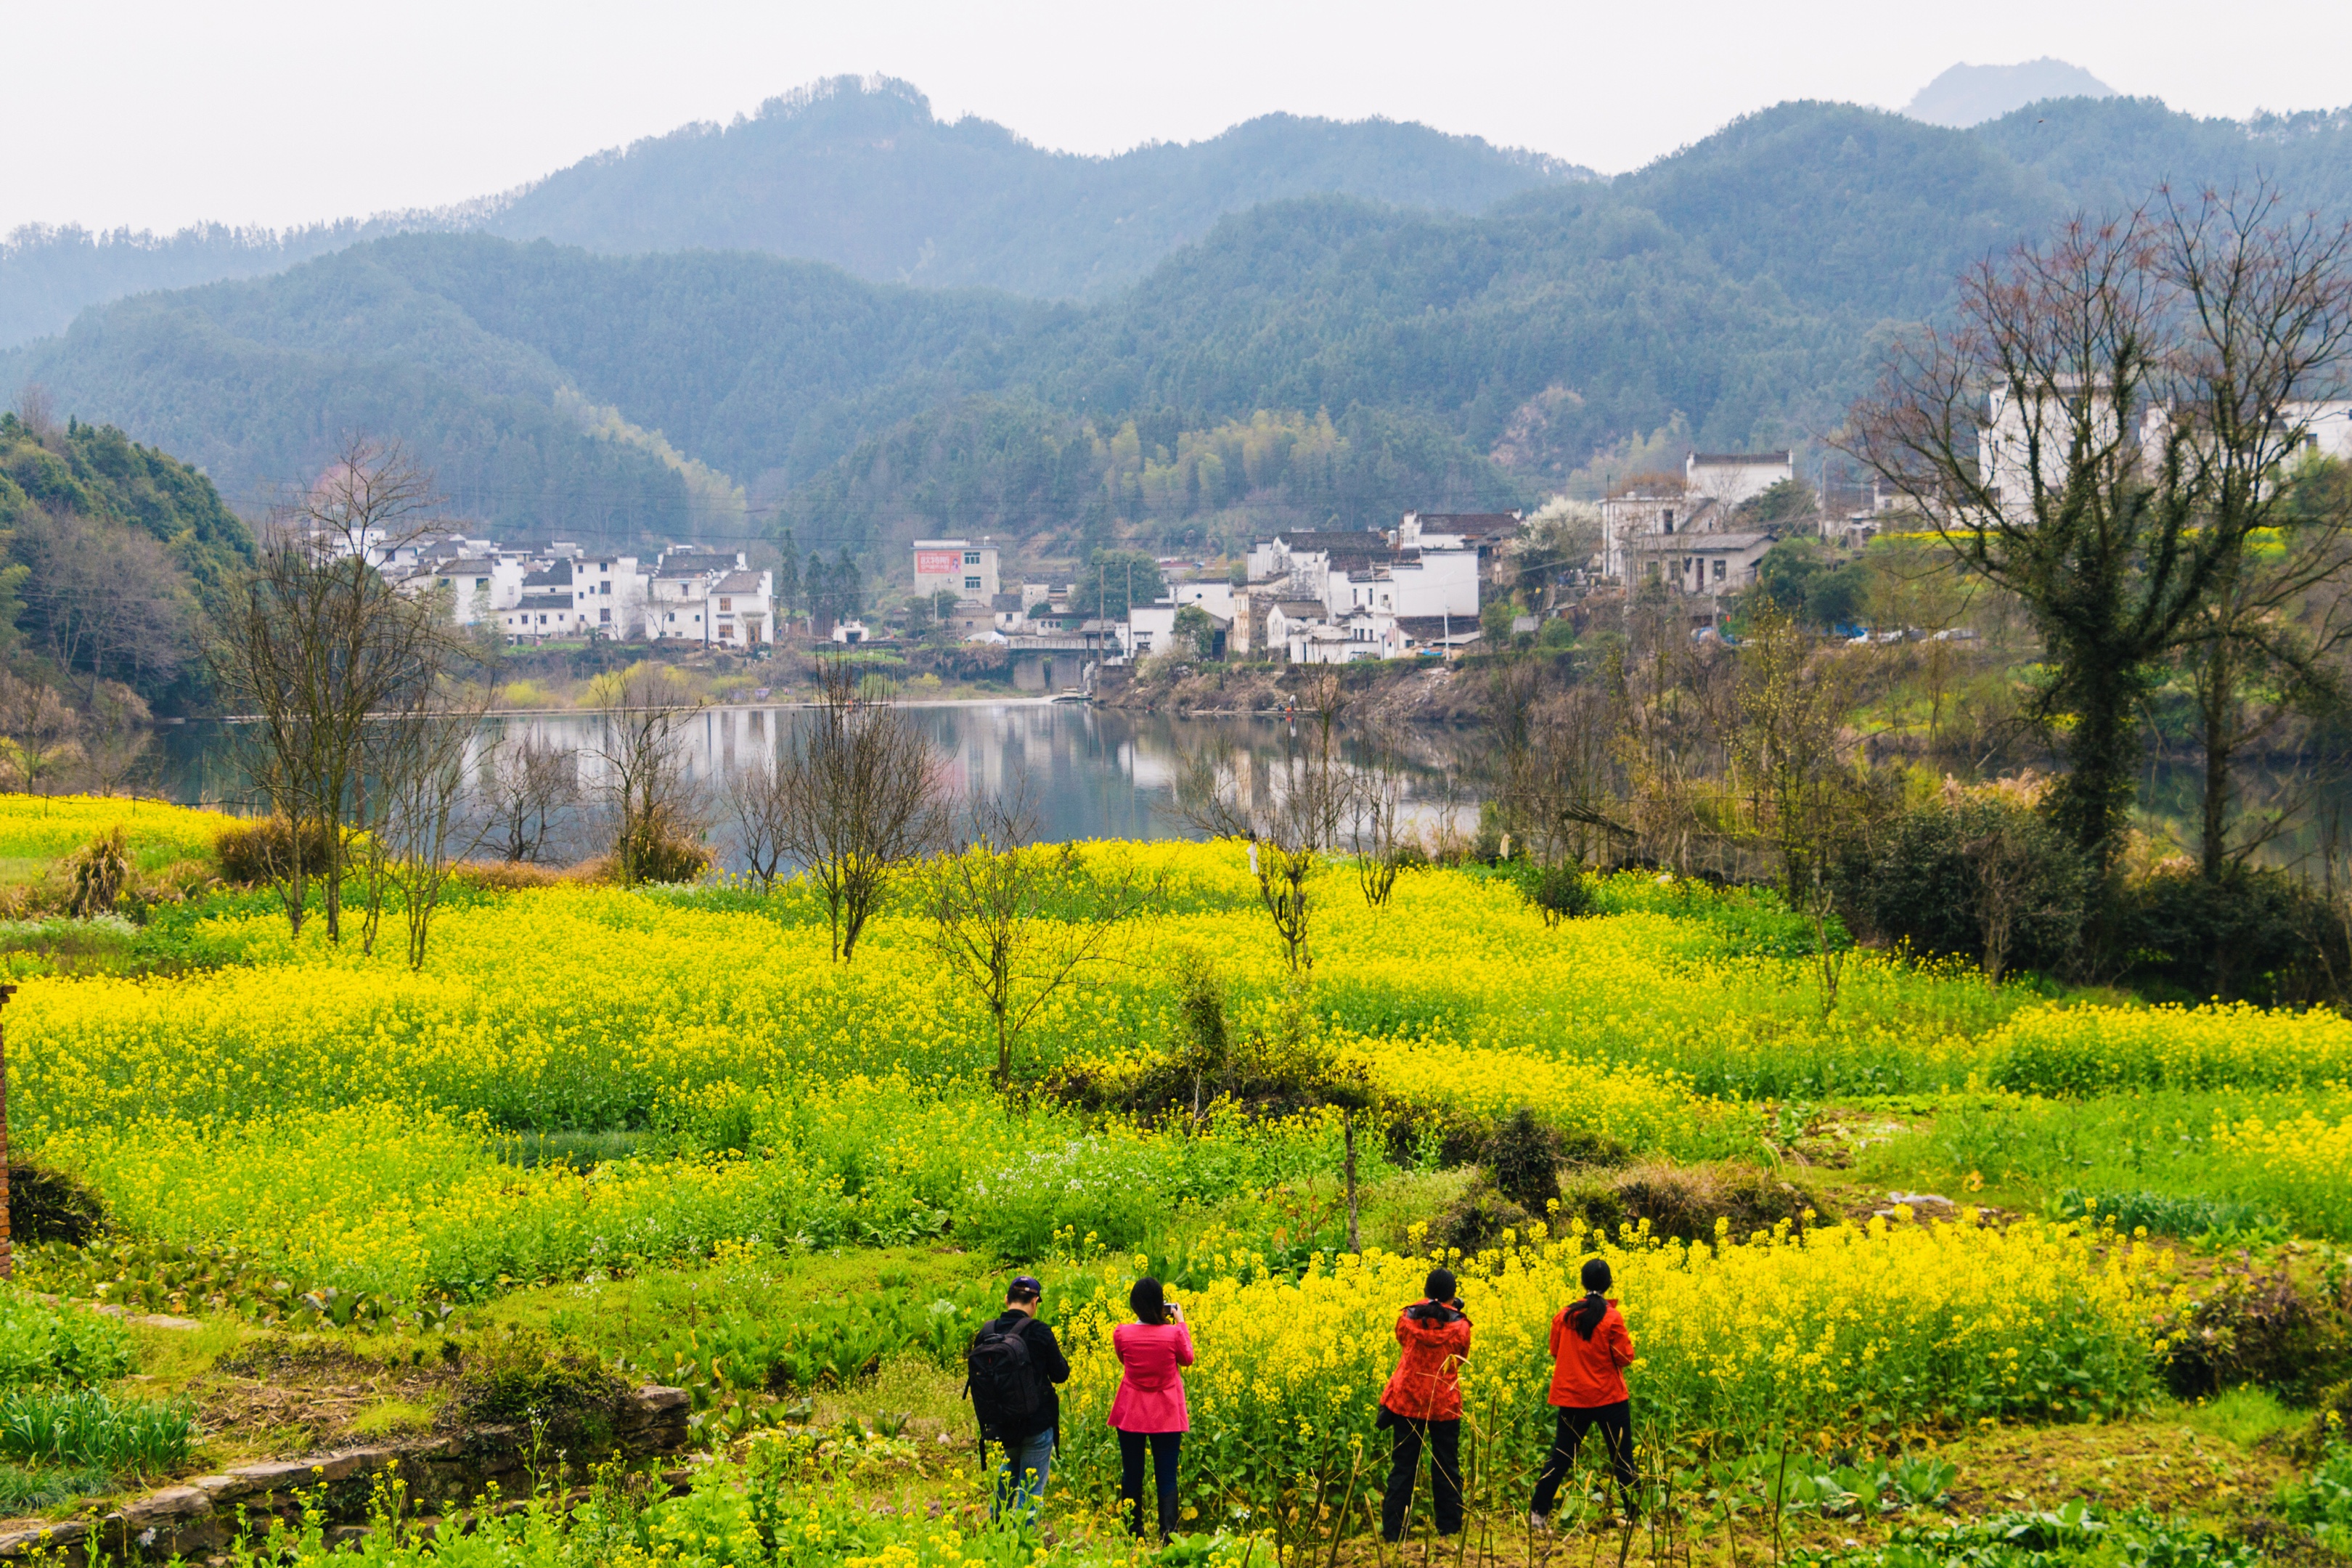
[1051,1216,2174,1505]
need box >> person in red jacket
[1530,1257,1638,1528]
[1108,1276,1194,1541]
[1377,1266,1472,1542]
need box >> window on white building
[719,597,732,612]
[600,607,612,624]
[964,552,981,565]
[965,576,981,591]
[1712,559,1726,580]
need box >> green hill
[0,77,1583,351]
[9,94,2351,571]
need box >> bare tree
[926,783,1158,1085]
[587,663,708,886]
[775,657,947,960]
[1485,660,1635,871]
[0,674,81,795]
[203,436,469,940]
[1172,674,1349,977]
[1349,716,1409,908]
[721,751,792,891]
[1847,188,2352,871]
[385,695,491,969]
[80,681,154,797]
[14,510,194,702]
[12,385,57,446]
[483,730,577,863]
[1501,497,1604,611]
[2155,187,2352,878]
[1731,600,1860,898]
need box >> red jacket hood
[1381,1299,1473,1421]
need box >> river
[136,703,2335,875]
[144,701,1481,867]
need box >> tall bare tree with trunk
[204,437,472,941]
[1847,188,2352,875]
[384,693,492,968]
[1173,672,1349,977]
[587,664,708,886]
[483,730,577,863]
[775,657,947,960]
[2152,187,2352,878]
[926,782,1159,1085]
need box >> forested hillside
[7,92,2351,570]
[0,411,252,714]
[0,78,1580,351]
[481,77,1586,296]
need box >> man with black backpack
[967,1275,1070,1522]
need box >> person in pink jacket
[1108,1275,1194,1540]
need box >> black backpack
[966,1320,1040,1432]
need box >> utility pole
[0,984,17,1280]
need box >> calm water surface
[147,702,1479,867]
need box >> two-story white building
[912,539,1000,603]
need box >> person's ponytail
[1566,1257,1613,1341]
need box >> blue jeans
[995,1427,1055,1520]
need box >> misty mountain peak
[1904,58,2117,128]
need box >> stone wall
[0,1384,690,1566]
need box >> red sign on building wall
[915,550,962,576]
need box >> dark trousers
[1117,1429,1183,1540]
[1530,1401,1637,1517]
[1381,1416,1463,1540]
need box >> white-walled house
[648,552,733,642]
[912,539,1000,602]
[707,570,774,647]
[501,594,597,641]
[1684,452,1792,509]
[1171,581,1236,618]
[1123,603,1177,657]
[422,558,525,624]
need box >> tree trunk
[2050,664,2141,870]
[2199,638,2235,883]
[0,987,17,1280]
[1343,1112,1360,1255]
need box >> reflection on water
[147,701,1478,867]
[145,707,2335,875]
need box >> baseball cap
[1007,1275,1044,1302]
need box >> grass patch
[0,1459,113,1517]
[348,1395,442,1437]
[2179,1386,2303,1449]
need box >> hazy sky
[6,0,2346,235]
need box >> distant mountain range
[0,77,1588,351]
[6,81,2351,568]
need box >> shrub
[456,1328,630,1438]
[1836,796,2089,976]
[1531,863,1594,926]
[0,1288,130,1388]
[1481,1106,1561,1212]
[64,828,130,918]
[213,817,337,887]
[2118,865,2345,1005]
[6,1165,103,1246]
[1559,1161,1810,1244]
[1430,1183,1534,1254]
[2154,1259,2351,1403]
